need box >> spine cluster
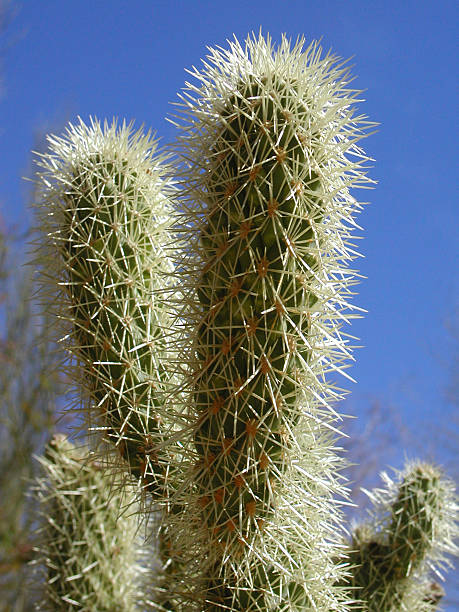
[171,34,374,610]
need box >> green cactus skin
[34,435,153,611]
[170,34,375,610]
[34,118,179,497]
[344,463,459,611]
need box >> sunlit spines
[170,32,375,610]
[33,118,181,496]
[34,435,153,611]
[345,462,459,610]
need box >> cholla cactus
[28,33,458,612]
[168,33,375,610]
[344,462,459,611]
[34,434,153,611]
[33,118,180,495]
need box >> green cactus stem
[34,118,180,497]
[34,435,153,611]
[170,33,375,610]
[344,462,459,611]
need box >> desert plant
[30,33,457,611]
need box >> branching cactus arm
[170,33,375,611]
[34,118,181,496]
[345,462,459,611]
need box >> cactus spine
[34,119,179,495]
[344,462,459,611]
[34,435,152,611]
[171,34,374,610]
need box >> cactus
[343,462,459,611]
[29,33,458,612]
[33,118,187,609]
[34,118,180,496]
[168,33,375,610]
[33,435,153,611]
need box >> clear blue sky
[1,0,458,601]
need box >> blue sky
[1,0,458,600]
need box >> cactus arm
[171,33,375,610]
[34,435,152,611]
[344,462,459,611]
[33,119,187,608]
[34,118,179,496]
